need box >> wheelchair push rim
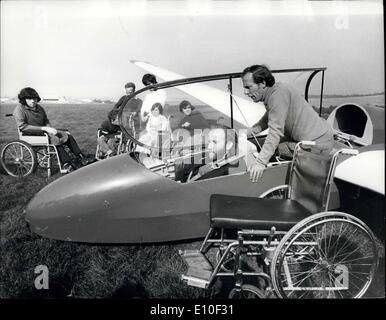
[0,140,37,177]
[228,284,266,299]
[270,212,379,299]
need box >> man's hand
[248,160,266,183]
[42,126,57,135]
[181,122,191,128]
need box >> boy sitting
[97,109,121,159]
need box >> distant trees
[92,98,114,104]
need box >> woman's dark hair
[179,100,195,112]
[18,87,41,105]
[108,109,120,122]
[125,82,136,91]
[142,74,157,86]
[241,65,275,87]
[151,103,163,114]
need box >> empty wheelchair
[1,114,72,177]
[179,141,379,299]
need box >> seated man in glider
[174,125,243,183]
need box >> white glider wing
[335,150,385,195]
[131,60,266,128]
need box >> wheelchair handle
[340,149,359,156]
[267,226,276,247]
[56,128,71,134]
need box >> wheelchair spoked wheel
[35,147,51,168]
[270,212,379,299]
[228,284,266,299]
[0,140,37,177]
[259,185,289,199]
[126,140,137,153]
[216,247,237,272]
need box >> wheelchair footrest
[179,250,213,289]
[179,250,213,271]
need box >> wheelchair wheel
[270,212,379,299]
[126,140,136,153]
[259,185,288,199]
[216,247,236,272]
[228,284,265,299]
[0,140,37,177]
[35,147,51,168]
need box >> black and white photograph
[0,0,384,308]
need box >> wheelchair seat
[210,194,310,231]
[209,143,335,232]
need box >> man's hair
[142,74,157,86]
[210,125,238,157]
[125,82,136,91]
[108,108,120,122]
[18,87,41,105]
[179,100,196,112]
[242,65,275,87]
[151,102,163,114]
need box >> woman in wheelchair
[13,87,86,172]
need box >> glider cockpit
[119,68,328,183]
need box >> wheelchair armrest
[20,130,46,136]
[339,149,359,156]
[300,141,315,146]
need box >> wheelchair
[95,113,138,160]
[0,114,72,177]
[179,141,379,299]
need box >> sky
[1,0,384,100]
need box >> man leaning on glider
[241,64,334,182]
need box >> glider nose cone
[26,154,147,242]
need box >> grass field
[0,102,384,298]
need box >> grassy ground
[0,102,384,298]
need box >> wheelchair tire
[228,284,265,299]
[0,140,37,177]
[126,140,136,153]
[270,212,379,299]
